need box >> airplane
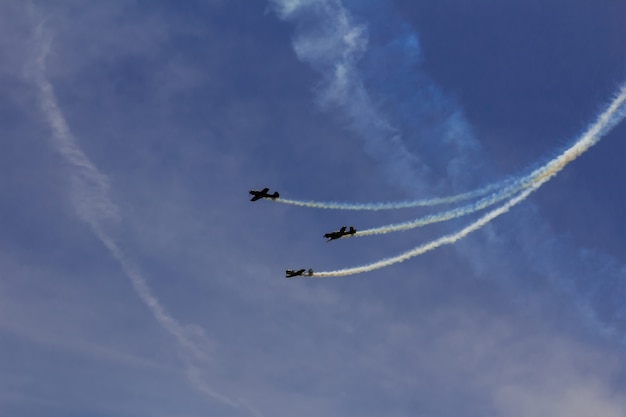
[285,268,314,278]
[249,187,279,202]
[324,226,357,242]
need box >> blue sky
[1,1,625,416]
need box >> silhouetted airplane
[249,187,279,201]
[286,268,314,278]
[324,226,357,242]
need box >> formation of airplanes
[249,187,357,277]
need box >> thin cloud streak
[270,0,431,193]
[30,24,264,417]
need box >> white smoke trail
[31,25,265,417]
[275,176,519,210]
[356,84,626,236]
[309,83,626,277]
[275,75,624,215]
[270,0,623,220]
[279,81,625,236]
[269,0,521,212]
[356,184,526,236]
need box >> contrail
[355,184,526,236]
[274,78,623,217]
[31,24,265,417]
[308,83,626,277]
[356,83,626,237]
[278,81,624,237]
[275,176,519,211]
[315,186,540,277]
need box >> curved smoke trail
[275,176,519,210]
[355,185,526,236]
[355,85,625,237]
[316,186,540,277]
[309,83,626,277]
[280,82,624,236]
[270,0,511,212]
[275,76,624,217]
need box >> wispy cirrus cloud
[27,18,264,417]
